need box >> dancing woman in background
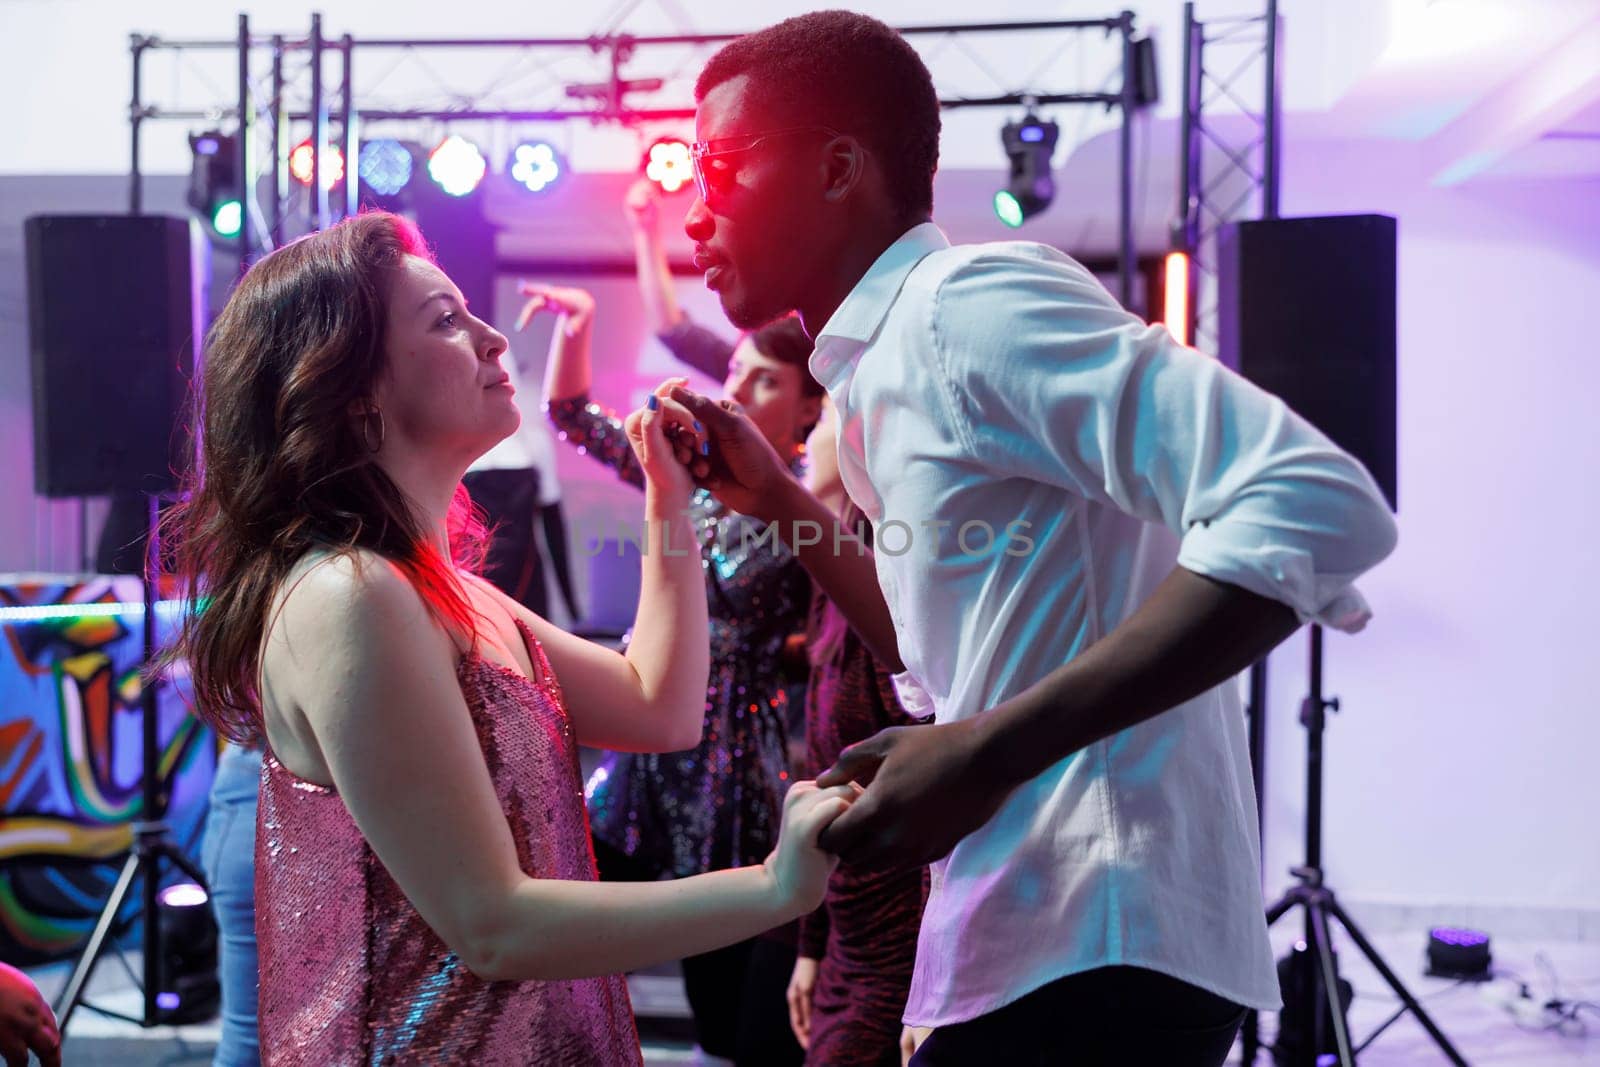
[517,184,822,1064]
[160,211,852,1066]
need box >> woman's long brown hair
[161,211,486,745]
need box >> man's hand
[668,386,794,521]
[786,956,819,1050]
[0,962,60,1067]
[815,718,1016,870]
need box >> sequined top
[255,619,641,1066]
[549,393,810,878]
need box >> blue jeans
[200,744,263,1067]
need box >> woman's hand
[623,178,661,236]
[516,282,596,337]
[762,781,858,918]
[625,379,701,505]
[668,386,796,522]
[786,956,820,1050]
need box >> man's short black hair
[695,10,941,224]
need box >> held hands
[0,961,60,1067]
[625,378,704,504]
[815,717,1016,871]
[515,282,596,337]
[667,386,795,521]
[763,781,860,919]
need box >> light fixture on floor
[155,881,219,1024]
[1426,926,1492,981]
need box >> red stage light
[289,139,345,189]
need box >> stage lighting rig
[358,138,416,200]
[427,135,487,197]
[994,107,1059,228]
[289,138,345,190]
[510,141,563,194]
[186,130,242,238]
[643,137,693,195]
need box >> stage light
[995,111,1059,228]
[289,138,345,189]
[1163,251,1190,346]
[186,130,242,239]
[427,135,487,197]
[211,200,243,238]
[155,881,219,1024]
[359,138,414,196]
[643,137,694,194]
[510,141,562,193]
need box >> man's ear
[821,136,867,204]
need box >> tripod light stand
[52,493,210,1032]
[1260,625,1468,1067]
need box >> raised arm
[523,282,646,489]
[625,178,683,337]
[266,550,853,984]
[668,386,903,673]
[626,179,735,381]
[495,388,709,752]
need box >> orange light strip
[1163,251,1190,347]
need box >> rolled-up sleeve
[930,251,1397,632]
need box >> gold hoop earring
[363,409,385,453]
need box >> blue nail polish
[693,420,703,432]
[700,439,711,456]
[646,394,658,410]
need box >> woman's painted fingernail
[693,420,703,432]
[700,439,711,456]
[646,395,659,411]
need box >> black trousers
[593,840,802,1066]
[909,966,1245,1067]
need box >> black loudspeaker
[25,214,204,497]
[1217,214,1398,510]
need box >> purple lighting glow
[157,992,180,1011]
[159,882,209,908]
[1430,926,1488,947]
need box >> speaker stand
[53,493,209,1031]
[1260,626,1469,1067]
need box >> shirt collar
[815,222,949,346]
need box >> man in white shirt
[668,11,1398,1065]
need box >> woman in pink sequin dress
[161,212,854,1066]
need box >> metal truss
[127,10,1149,305]
[1173,0,1282,354]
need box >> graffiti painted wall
[0,575,216,966]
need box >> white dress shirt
[810,223,1397,1027]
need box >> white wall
[1256,135,1600,933]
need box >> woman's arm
[268,551,851,983]
[524,283,647,489]
[625,178,683,336]
[492,388,708,752]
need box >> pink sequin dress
[255,619,642,1066]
